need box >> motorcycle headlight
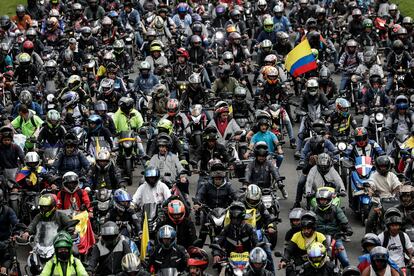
[216,32,224,40]
[375,112,384,122]
[212,215,225,226]
[98,200,110,211]
[410,95,414,103]
[122,141,133,148]
[337,142,347,151]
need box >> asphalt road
[14,66,369,275]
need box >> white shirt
[132,181,171,208]
[378,231,413,268]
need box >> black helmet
[64,132,79,146]
[144,167,160,186]
[254,141,268,157]
[0,15,11,30]
[393,39,404,54]
[384,207,403,227]
[119,97,134,114]
[300,211,316,229]
[361,233,381,252]
[316,153,332,175]
[312,119,326,135]
[309,135,325,154]
[101,221,120,248]
[342,266,361,276]
[375,155,391,176]
[229,201,246,222]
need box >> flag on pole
[73,211,95,254]
[140,211,150,261]
[284,39,318,77]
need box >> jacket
[37,125,67,147]
[305,166,345,195]
[207,117,241,145]
[113,108,144,133]
[283,231,326,265]
[157,216,197,250]
[88,162,123,190]
[52,150,90,176]
[12,102,43,118]
[313,205,350,236]
[40,255,87,276]
[345,140,385,160]
[196,180,237,209]
[300,261,338,276]
[149,153,184,185]
[11,110,44,149]
[211,77,239,96]
[194,142,230,172]
[245,159,280,189]
[27,210,71,235]
[132,181,172,209]
[0,206,18,241]
[146,133,185,160]
[87,237,131,275]
[367,171,402,204]
[243,267,274,276]
[148,244,188,273]
[133,74,159,94]
[212,223,258,257]
[0,143,25,169]
[57,189,92,212]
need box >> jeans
[201,68,211,89]
[385,72,394,94]
[295,174,307,203]
[366,202,379,233]
[335,239,350,267]
[296,117,306,152]
[339,73,351,91]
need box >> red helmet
[166,98,179,116]
[23,40,34,51]
[167,199,186,224]
[354,127,368,147]
[176,47,189,59]
[187,247,209,270]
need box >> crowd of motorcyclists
[1,0,414,275]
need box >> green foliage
[0,0,27,16]
[393,0,414,18]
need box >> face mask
[57,249,70,262]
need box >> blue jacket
[301,139,337,161]
[345,140,385,160]
[256,30,278,44]
[52,149,90,176]
[134,74,159,94]
[272,16,291,33]
[12,101,43,118]
[120,9,141,30]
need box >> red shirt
[57,189,92,212]
[216,119,228,136]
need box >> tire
[125,159,133,186]
[10,199,20,218]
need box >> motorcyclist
[212,202,259,264]
[11,4,32,31]
[313,188,352,267]
[305,153,346,196]
[38,59,66,95]
[60,91,89,127]
[15,151,48,191]
[157,199,197,250]
[289,0,312,27]
[404,60,414,89]
[345,127,385,161]
[51,132,90,176]
[360,246,401,276]
[172,48,192,82]
[145,43,168,75]
[0,126,24,182]
[133,60,159,95]
[94,100,116,135]
[181,73,208,109]
[328,98,357,142]
[21,40,43,71]
[105,189,140,238]
[385,39,412,93]
[70,3,89,31]
[11,104,43,150]
[244,141,285,195]
[0,189,18,275]
[285,208,305,242]
[162,98,190,137]
[274,31,293,57]
[41,16,63,46]
[113,40,132,73]
[118,253,150,276]
[338,39,364,91]
[207,101,241,145]
[361,74,389,129]
[40,231,88,276]
[120,1,143,46]
[365,155,403,233]
[11,90,43,118]
[278,211,327,274]
[385,95,414,141]
[295,79,330,158]
[378,210,413,270]
[59,49,82,78]
[348,8,364,37]
[96,79,120,113]
[211,65,239,97]
[183,247,212,276]
[148,134,186,185]
[301,242,339,276]
[244,247,273,276]
[258,66,289,110]
[26,0,45,21]
[86,114,113,153]
[132,167,171,210]
[77,27,99,54]
[56,171,91,214]
[256,18,277,45]
[84,0,105,21]
[59,74,91,106]
[231,86,254,122]
[357,19,380,47]
[88,149,124,190]
[14,53,39,84]
[272,5,292,33]
[113,97,144,133]
[87,221,132,275]
[148,225,188,273]
[395,185,414,230]
[21,193,71,240]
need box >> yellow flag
[73,211,89,237]
[95,137,101,154]
[140,211,149,260]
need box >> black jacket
[157,216,197,250]
[245,159,280,189]
[148,244,188,273]
[38,125,67,146]
[0,206,18,241]
[243,267,274,276]
[212,223,258,257]
[196,180,237,209]
[195,142,230,172]
[88,162,123,190]
[0,144,24,169]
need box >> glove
[277,181,284,188]
[338,190,347,197]
[180,160,188,166]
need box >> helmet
[19,90,32,105]
[264,54,278,66]
[209,159,226,179]
[177,2,189,13]
[307,242,327,268]
[166,98,179,116]
[234,86,247,100]
[188,73,201,87]
[384,207,403,226]
[254,141,269,157]
[363,50,376,67]
[395,95,409,110]
[263,18,274,32]
[346,39,358,48]
[101,221,120,248]
[260,39,273,51]
[113,189,132,212]
[102,16,112,28]
[276,31,289,44]
[342,266,361,276]
[150,44,162,52]
[361,233,381,252]
[258,0,267,9]
[153,16,164,31]
[306,18,317,29]
[63,49,74,63]
[187,247,209,270]
[399,185,414,207]
[398,27,408,35]
[49,9,60,18]
[122,253,141,273]
[192,22,203,34]
[146,28,156,38]
[316,7,326,17]
[88,114,102,132]
[228,32,241,44]
[167,199,186,224]
[289,208,305,226]
[53,231,73,250]
[335,98,351,117]
[45,59,57,75]
[139,61,151,71]
[96,149,111,171]
[157,133,172,148]
[67,75,82,91]
[158,225,176,249]
[73,3,83,11]
[176,47,189,59]
[375,155,391,176]
[301,211,316,229]
[144,167,160,186]
[203,128,218,141]
[249,247,267,273]
[319,66,331,85]
[229,201,246,222]
[266,66,279,85]
[245,184,262,208]
[39,194,57,218]
[370,247,389,272]
[61,91,80,108]
[62,171,79,194]
[214,101,229,115]
[64,132,79,146]
[26,28,37,39]
[47,109,61,128]
[0,15,11,29]
[18,53,31,66]
[215,5,226,15]
[157,118,173,135]
[393,39,404,54]
[47,17,59,30]
[81,27,92,39]
[389,3,398,12]
[273,5,284,14]
[118,97,134,114]
[113,40,125,55]
[222,51,234,64]
[99,78,114,96]
[25,151,40,168]
[16,4,25,15]
[352,8,362,16]
[306,78,319,95]
[316,187,333,211]
[317,153,332,175]
[354,127,368,147]
[311,119,325,133]
[362,18,373,29]
[23,40,34,53]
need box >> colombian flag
[140,211,149,261]
[15,166,47,184]
[284,39,318,77]
[73,211,95,254]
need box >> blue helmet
[158,225,176,249]
[113,189,132,212]
[144,167,160,186]
[88,114,103,134]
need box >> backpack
[382,230,410,257]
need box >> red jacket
[57,189,92,212]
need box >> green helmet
[263,18,274,33]
[53,231,73,249]
[157,118,173,135]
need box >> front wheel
[125,158,134,186]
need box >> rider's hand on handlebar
[50,184,58,191]
[278,261,287,269]
[193,204,201,211]
[21,231,30,241]
[213,256,221,264]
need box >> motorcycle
[117,130,137,185]
[210,244,249,276]
[348,156,374,225]
[367,107,386,148]
[196,201,226,246]
[92,187,112,234]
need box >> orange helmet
[167,199,186,224]
[260,65,273,79]
[266,67,279,85]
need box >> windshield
[35,221,59,247]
